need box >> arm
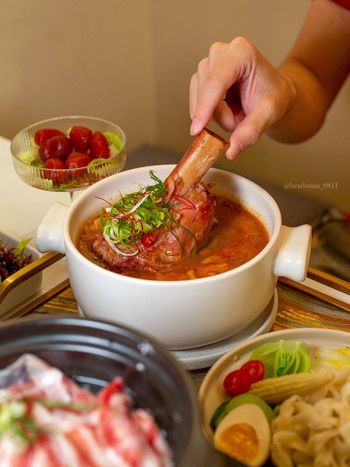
[189,0,350,159]
[270,0,350,142]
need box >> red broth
[77,195,268,281]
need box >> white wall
[0,0,156,151]
[0,0,349,209]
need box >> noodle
[271,370,350,466]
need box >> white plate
[199,327,350,442]
[172,289,278,370]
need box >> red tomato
[44,158,67,184]
[70,126,92,152]
[141,232,157,248]
[223,368,251,396]
[241,360,265,384]
[44,158,66,170]
[39,135,72,162]
[90,131,110,159]
[66,151,91,169]
[34,128,65,145]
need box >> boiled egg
[213,403,271,467]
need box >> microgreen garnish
[14,238,31,258]
[24,398,96,412]
[0,401,42,445]
[101,170,195,256]
[0,397,97,447]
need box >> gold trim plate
[0,251,64,305]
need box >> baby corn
[249,370,333,404]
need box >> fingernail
[190,119,201,136]
[226,144,238,160]
[226,150,234,160]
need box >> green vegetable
[313,346,350,369]
[210,394,275,432]
[18,147,40,165]
[31,176,54,190]
[210,399,231,432]
[250,340,311,378]
[87,158,107,172]
[0,401,41,445]
[0,397,96,445]
[101,170,192,256]
[14,238,31,258]
[17,137,40,165]
[87,157,122,176]
[30,159,44,168]
[24,397,96,412]
[104,131,123,151]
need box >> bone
[164,128,229,198]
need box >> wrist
[280,72,298,116]
[266,71,299,142]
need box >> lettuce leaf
[250,340,311,378]
[104,131,122,151]
[14,238,31,258]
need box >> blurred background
[1,0,349,276]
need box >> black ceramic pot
[0,317,241,466]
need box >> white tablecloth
[0,135,69,312]
[0,135,72,238]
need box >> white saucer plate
[78,289,277,371]
[172,289,278,370]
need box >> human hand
[189,37,297,159]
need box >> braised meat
[92,129,228,273]
[93,182,215,272]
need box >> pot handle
[273,225,312,282]
[36,202,69,254]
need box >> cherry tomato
[44,158,67,184]
[39,135,72,162]
[66,151,91,169]
[90,131,110,159]
[223,368,251,396]
[241,360,265,384]
[141,231,157,248]
[66,152,91,179]
[34,128,65,145]
[70,126,92,152]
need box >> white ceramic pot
[36,166,311,350]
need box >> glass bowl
[10,116,127,192]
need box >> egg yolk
[215,422,259,463]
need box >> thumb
[226,106,272,159]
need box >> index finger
[190,74,229,135]
[190,53,247,136]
